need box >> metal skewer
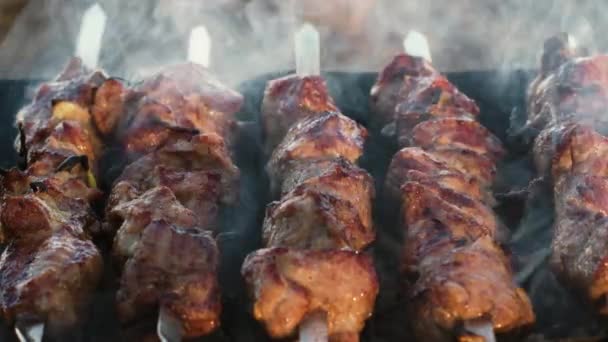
[157,306,183,342]
[14,318,44,342]
[299,311,328,342]
[293,21,326,342]
[462,318,496,342]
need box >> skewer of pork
[0,55,125,340]
[523,34,608,315]
[103,32,243,340]
[241,24,378,342]
[374,36,534,341]
[0,8,122,339]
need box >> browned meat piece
[262,186,373,250]
[410,236,534,341]
[409,117,505,161]
[261,74,338,155]
[106,186,198,265]
[431,149,496,187]
[369,54,438,130]
[551,124,608,181]
[531,122,575,177]
[114,132,239,207]
[266,112,367,194]
[116,220,221,338]
[526,34,586,131]
[400,180,498,269]
[280,158,374,232]
[241,247,378,340]
[26,119,101,177]
[384,147,489,205]
[1,188,98,242]
[121,63,242,158]
[15,58,107,153]
[396,75,479,142]
[551,174,608,303]
[0,231,103,334]
[106,133,239,239]
[92,78,129,136]
[527,54,608,134]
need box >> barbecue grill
[0,67,602,341]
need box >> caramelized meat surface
[263,186,373,251]
[111,132,239,212]
[410,237,534,341]
[369,54,438,130]
[117,220,221,338]
[409,117,505,161]
[396,75,479,143]
[261,75,338,155]
[120,63,243,158]
[266,112,367,194]
[106,186,198,265]
[384,147,488,205]
[0,232,102,334]
[241,248,378,340]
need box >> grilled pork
[104,63,242,338]
[243,75,378,341]
[376,53,534,340]
[0,58,114,334]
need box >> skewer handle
[403,30,432,62]
[75,3,107,69]
[188,25,212,67]
[299,311,328,342]
[295,23,321,76]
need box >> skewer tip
[295,22,321,76]
[188,25,212,68]
[403,30,432,62]
[76,3,107,69]
[157,306,183,342]
[299,311,328,342]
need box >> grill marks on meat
[376,54,534,340]
[119,63,243,159]
[243,75,378,340]
[369,54,439,130]
[525,35,608,313]
[242,248,378,341]
[0,58,115,334]
[261,74,338,155]
[267,112,367,196]
[116,220,221,337]
[104,63,241,338]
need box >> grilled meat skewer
[375,54,535,341]
[242,74,379,341]
[104,63,242,338]
[0,58,119,335]
[524,34,608,314]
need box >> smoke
[0,0,603,84]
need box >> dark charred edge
[0,168,8,176]
[17,122,27,170]
[29,181,47,193]
[55,155,90,173]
